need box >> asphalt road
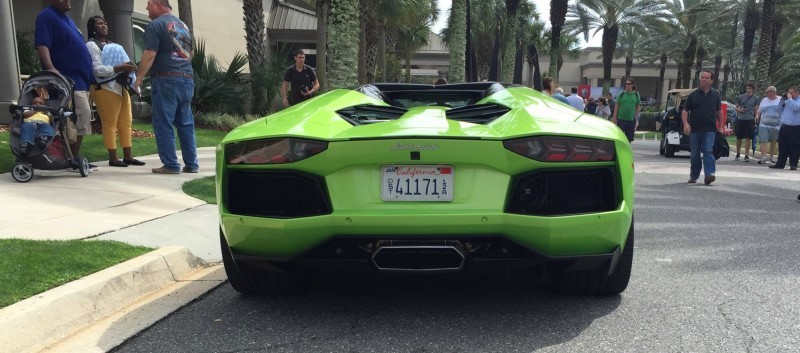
[112,140,800,353]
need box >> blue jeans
[151,76,198,171]
[690,131,716,180]
[20,121,54,145]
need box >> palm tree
[639,19,681,107]
[753,0,776,89]
[543,29,581,78]
[448,0,467,82]
[738,0,762,89]
[398,24,432,82]
[501,0,521,82]
[523,17,547,90]
[548,0,568,84]
[614,25,644,78]
[177,0,194,38]
[328,0,360,88]
[771,30,800,89]
[651,0,716,89]
[566,0,664,95]
[242,0,269,114]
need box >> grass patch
[183,176,217,204]
[0,239,153,308]
[0,119,229,174]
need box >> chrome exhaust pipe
[371,244,466,272]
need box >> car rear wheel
[552,220,634,296]
[219,229,307,295]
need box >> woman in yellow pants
[86,16,145,167]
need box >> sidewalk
[0,147,225,353]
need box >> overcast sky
[433,0,602,48]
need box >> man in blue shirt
[134,0,199,175]
[35,0,96,168]
[769,86,800,170]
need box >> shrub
[194,112,260,131]
[638,112,660,131]
[16,29,40,75]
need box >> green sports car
[216,82,634,295]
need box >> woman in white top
[86,16,144,167]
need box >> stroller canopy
[19,71,74,110]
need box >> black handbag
[713,131,730,160]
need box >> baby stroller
[8,71,90,182]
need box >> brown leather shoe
[704,175,715,185]
[152,166,180,174]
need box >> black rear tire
[665,144,676,157]
[553,220,634,296]
[659,135,666,155]
[219,228,306,295]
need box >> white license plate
[381,165,453,202]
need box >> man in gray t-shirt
[134,0,199,174]
[733,82,759,161]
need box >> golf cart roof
[666,88,696,97]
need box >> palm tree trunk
[513,29,524,84]
[600,25,618,96]
[177,0,194,38]
[528,44,541,90]
[722,63,731,98]
[768,21,782,78]
[681,36,697,88]
[655,53,666,107]
[625,56,632,78]
[242,0,267,114]
[328,0,359,89]
[753,0,775,90]
[378,25,386,82]
[358,0,367,84]
[693,46,706,86]
[449,0,466,83]
[713,54,722,90]
[741,8,757,89]
[316,0,329,91]
[548,0,568,83]
[502,0,520,83]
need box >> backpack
[618,90,640,103]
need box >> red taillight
[504,136,615,162]
[226,138,328,164]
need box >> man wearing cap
[134,0,199,174]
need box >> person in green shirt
[612,78,641,142]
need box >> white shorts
[73,91,92,136]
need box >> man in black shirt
[281,49,319,107]
[681,70,724,185]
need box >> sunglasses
[625,83,633,85]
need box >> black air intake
[507,168,618,216]
[226,170,331,218]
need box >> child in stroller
[19,96,55,155]
[8,71,90,182]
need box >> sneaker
[744,155,750,162]
[769,164,785,169]
[758,158,766,164]
[735,154,740,161]
[182,166,199,173]
[152,166,180,174]
[88,163,98,171]
[704,175,716,185]
[770,157,777,163]
[688,178,697,184]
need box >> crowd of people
[540,72,800,188]
[33,0,198,174]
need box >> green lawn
[0,120,228,174]
[0,239,153,308]
[0,120,228,308]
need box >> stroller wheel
[12,163,34,183]
[78,157,90,177]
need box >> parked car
[216,82,635,296]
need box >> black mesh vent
[226,170,331,218]
[446,103,510,124]
[506,168,618,216]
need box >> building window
[133,22,146,63]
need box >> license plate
[381,165,453,201]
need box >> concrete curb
[0,246,223,353]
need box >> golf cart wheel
[659,134,666,155]
[665,144,676,157]
[78,157,90,177]
[12,163,34,183]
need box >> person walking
[755,86,782,164]
[682,70,724,185]
[612,78,641,142]
[595,97,611,119]
[768,86,800,170]
[86,16,145,168]
[134,0,199,174]
[734,82,758,161]
[35,0,97,169]
[281,49,319,107]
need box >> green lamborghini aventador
[216,82,634,295]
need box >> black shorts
[734,119,755,139]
